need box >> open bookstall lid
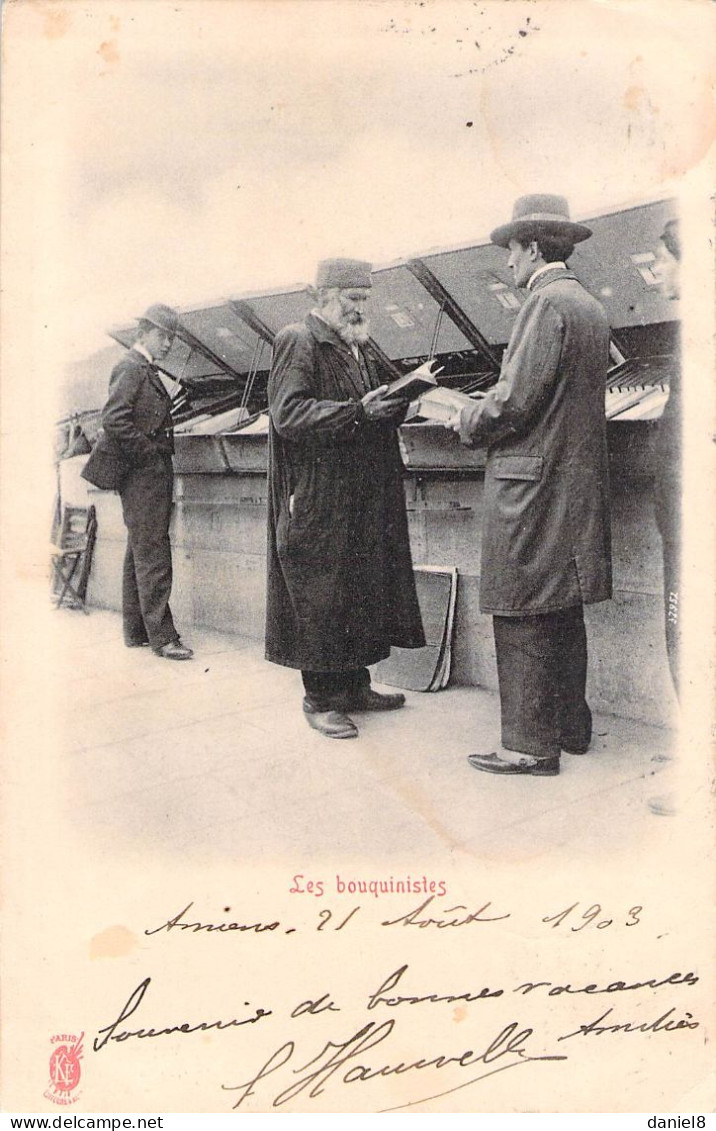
[367,264,474,360]
[419,197,678,341]
[106,198,677,429]
[180,303,267,376]
[108,324,228,385]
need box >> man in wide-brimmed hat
[445,194,612,777]
[82,303,193,660]
[265,258,425,738]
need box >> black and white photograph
[1,0,714,1118]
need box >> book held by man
[384,358,444,401]
[411,385,486,423]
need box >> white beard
[336,320,370,346]
[318,299,371,346]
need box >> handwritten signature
[222,1017,566,1111]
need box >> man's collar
[131,342,170,396]
[526,262,567,291]
[308,310,339,341]
[132,342,154,364]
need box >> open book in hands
[384,359,445,402]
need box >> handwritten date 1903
[542,903,642,931]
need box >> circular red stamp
[44,1033,83,1106]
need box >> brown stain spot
[453,1005,467,1022]
[478,83,516,192]
[90,925,137,959]
[624,85,644,113]
[660,94,716,180]
[98,39,120,66]
[110,16,121,34]
[43,9,71,39]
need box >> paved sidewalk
[49,608,676,864]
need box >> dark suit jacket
[82,350,173,490]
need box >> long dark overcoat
[458,268,612,615]
[265,313,425,671]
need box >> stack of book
[374,565,459,692]
[412,386,484,423]
[175,406,250,435]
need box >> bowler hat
[490,194,592,248]
[137,303,180,333]
[315,258,372,290]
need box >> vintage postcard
[1,0,714,1117]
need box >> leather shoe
[153,640,194,660]
[467,751,560,776]
[345,688,406,712]
[303,699,358,739]
[125,639,149,648]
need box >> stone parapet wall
[74,420,675,728]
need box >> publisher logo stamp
[44,1032,83,1105]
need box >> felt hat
[490,194,592,248]
[315,258,372,289]
[137,303,180,333]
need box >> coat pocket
[491,455,543,481]
[80,432,129,491]
[285,462,343,561]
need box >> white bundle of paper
[179,406,250,435]
[414,386,485,423]
[233,412,271,434]
[173,412,214,433]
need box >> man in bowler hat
[82,304,193,660]
[446,194,612,776]
[265,257,425,738]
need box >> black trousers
[302,668,370,711]
[119,456,177,650]
[493,606,592,761]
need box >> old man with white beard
[265,258,425,739]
